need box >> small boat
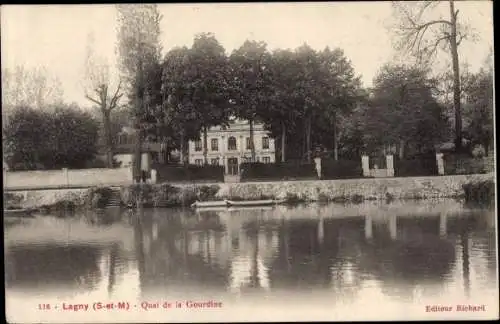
[4,208,35,218]
[190,200,229,208]
[226,199,286,207]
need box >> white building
[188,118,276,175]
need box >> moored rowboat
[190,200,229,208]
[226,199,286,207]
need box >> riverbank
[4,173,494,212]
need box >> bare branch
[85,94,102,106]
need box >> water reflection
[4,201,497,307]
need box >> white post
[386,155,394,177]
[436,153,445,175]
[150,169,157,184]
[314,157,322,179]
[361,155,370,177]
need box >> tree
[363,64,449,158]
[83,32,123,168]
[186,33,231,164]
[315,47,362,160]
[390,0,477,152]
[2,65,63,111]
[462,66,494,155]
[3,104,99,170]
[161,46,202,164]
[116,4,163,181]
[229,40,273,162]
[264,48,300,162]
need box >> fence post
[436,153,445,175]
[151,169,157,184]
[386,155,394,177]
[361,155,370,177]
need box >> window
[246,137,251,150]
[262,137,269,149]
[211,138,218,151]
[194,140,202,151]
[211,158,219,165]
[228,136,237,151]
[195,159,203,166]
[263,156,271,164]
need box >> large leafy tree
[263,48,301,162]
[229,40,273,162]
[185,33,231,164]
[314,47,362,160]
[161,46,202,164]
[461,66,494,155]
[363,64,449,158]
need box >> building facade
[188,118,275,175]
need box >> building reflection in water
[3,201,497,306]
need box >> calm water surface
[4,200,498,322]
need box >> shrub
[154,164,224,182]
[443,153,486,175]
[321,159,363,180]
[240,162,316,181]
[394,155,438,177]
[4,105,99,170]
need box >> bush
[321,159,363,179]
[240,162,316,181]
[154,164,224,182]
[394,155,438,177]
[443,153,486,175]
[4,105,99,170]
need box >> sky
[1,2,494,108]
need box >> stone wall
[6,173,494,210]
[215,173,494,201]
[3,168,133,189]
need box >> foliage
[3,104,99,170]
[461,67,494,154]
[361,64,449,157]
[321,159,363,180]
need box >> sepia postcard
[2,2,498,323]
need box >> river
[4,200,498,322]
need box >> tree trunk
[305,114,312,162]
[399,140,405,159]
[102,110,114,168]
[449,0,462,153]
[203,126,208,165]
[179,129,185,165]
[281,121,286,163]
[249,119,256,162]
[333,112,338,161]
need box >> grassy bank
[4,173,494,211]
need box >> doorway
[227,157,239,175]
